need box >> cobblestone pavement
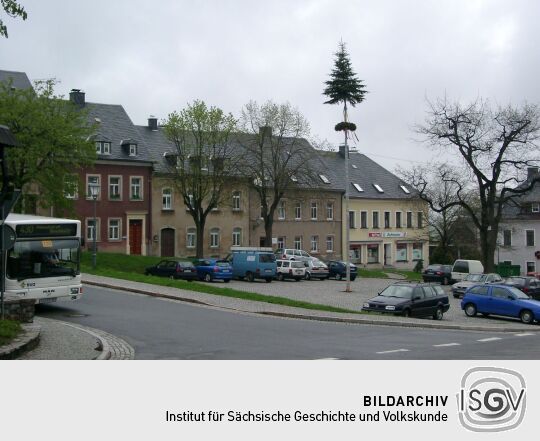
[82,274,539,331]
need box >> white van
[451,259,484,282]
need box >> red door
[161,228,175,257]
[129,220,143,255]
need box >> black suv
[362,281,450,320]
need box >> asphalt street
[36,285,540,360]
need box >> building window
[162,188,172,210]
[360,211,367,229]
[64,174,78,199]
[526,230,535,247]
[532,203,540,213]
[232,191,241,211]
[294,236,302,250]
[232,228,242,247]
[527,261,536,273]
[396,243,408,261]
[326,202,334,220]
[503,230,512,247]
[417,212,423,229]
[108,218,120,240]
[277,236,285,249]
[367,244,379,263]
[109,176,121,200]
[326,235,334,252]
[372,211,379,229]
[130,177,142,200]
[129,144,138,156]
[86,218,100,241]
[384,211,391,229]
[210,228,220,248]
[278,200,286,220]
[295,202,301,220]
[86,175,100,199]
[310,235,319,253]
[186,228,196,248]
[396,212,402,228]
[95,141,111,155]
[412,243,423,260]
[311,202,318,220]
[349,211,356,229]
[406,212,413,228]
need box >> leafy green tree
[163,100,237,258]
[1,0,27,38]
[0,78,96,213]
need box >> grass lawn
[81,252,362,315]
[0,320,22,346]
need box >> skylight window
[352,164,358,169]
[400,185,410,194]
[373,184,384,193]
[291,175,298,182]
[319,174,330,184]
[353,183,364,192]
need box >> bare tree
[163,100,237,258]
[239,100,319,247]
[409,97,540,271]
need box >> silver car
[304,258,329,280]
[451,273,503,298]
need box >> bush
[413,259,424,273]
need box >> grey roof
[85,102,152,163]
[0,70,32,90]
[501,178,540,219]
[136,124,345,192]
[321,151,419,200]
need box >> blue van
[230,247,276,283]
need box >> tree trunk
[195,219,206,258]
[479,227,497,273]
[263,217,273,247]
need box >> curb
[0,323,41,360]
[83,278,540,333]
[59,321,112,360]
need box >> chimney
[259,126,272,139]
[69,89,85,107]
[338,144,349,158]
[148,115,158,131]
[528,167,539,180]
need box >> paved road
[36,285,540,360]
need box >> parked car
[231,247,276,282]
[144,259,198,281]
[274,248,312,262]
[327,260,357,281]
[451,273,503,298]
[461,283,540,324]
[276,260,305,281]
[362,282,450,320]
[451,259,484,282]
[503,276,540,300]
[304,258,329,280]
[193,258,232,283]
[422,264,453,285]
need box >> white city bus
[2,214,82,304]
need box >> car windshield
[258,253,275,263]
[427,265,441,271]
[379,285,413,299]
[507,286,531,299]
[506,277,525,286]
[216,261,230,267]
[466,274,485,282]
[7,239,80,280]
[291,261,304,268]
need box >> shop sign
[368,232,407,238]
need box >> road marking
[433,343,461,347]
[515,333,535,337]
[477,337,502,342]
[376,349,410,354]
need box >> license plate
[265,269,272,273]
[39,297,57,304]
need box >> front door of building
[161,228,175,257]
[129,219,143,255]
[384,243,391,266]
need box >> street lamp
[89,184,99,269]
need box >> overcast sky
[1,0,539,171]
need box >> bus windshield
[7,239,80,281]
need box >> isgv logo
[457,367,526,432]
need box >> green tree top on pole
[323,40,367,119]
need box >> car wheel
[265,278,272,283]
[204,273,212,283]
[433,307,443,321]
[453,294,459,299]
[277,273,284,281]
[520,309,534,324]
[350,276,356,282]
[336,273,343,281]
[223,279,230,283]
[442,277,449,286]
[305,272,311,280]
[464,303,477,317]
[402,309,411,318]
[246,272,254,283]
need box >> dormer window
[95,141,111,155]
[129,144,138,156]
[121,139,138,156]
[373,184,384,193]
[532,203,540,213]
[400,185,410,194]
